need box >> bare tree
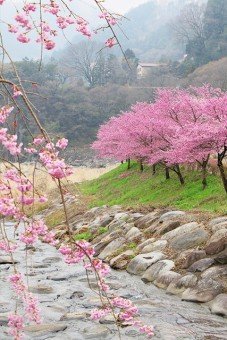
[171,2,206,44]
[60,40,107,87]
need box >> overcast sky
[98,0,149,14]
[0,0,150,60]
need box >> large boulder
[134,212,158,230]
[205,238,227,255]
[159,211,185,222]
[109,250,135,270]
[187,258,215,273]
[182,250,207,269]
[210,294,227,317]
[141,260,175,283]
[182,279,224,303]
[161,222,208,251]
[141,240,167,254]
[166,274,198,295]
[153,271,181,289]
[126,251,167,275]
[98,237,125,260]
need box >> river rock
[82,325,111,339]
[110,250,135,269]
[159,211,185,222]
[113,212,129,222]
[93,230,123,255]
[187,258,215,272]
[208,217,227,227]
[134,212,158,229]
[166,274,198,295]
[141,260,175,283]
[215,248,227,264]
[153,271,181,289]
[24,323,67,336]
[209,229,227,243]
[169,228,208,251]
[125,226,143,241]
[161,222,199,241]
[210,294,227,316]
[29,284,54,294]
[60,312,89,320]
[141,240,167,254]
[181,279,224,302]
[201,265,227,280]
[0,313,9,325]
[205,238,227,255]
[98,237,125,260]
[182,250,207,269]
[211,221,227,233]
[0,256,18,264]
[136,238,155,252]
[126,251,167,275]
[87,214,114,230]
[158,220,181,236]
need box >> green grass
[80,162,227,214]
[74,230,93,241]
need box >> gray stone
[182,250,207,269]
[0,256,18,264]
[166,274,198,295]
[126,251,167,275]
[29,284,54,294]
[169,228,208,251]
[210,294,227,316]
[125,226,143,240]
[154,271,181,289]
[98,237,125,260]
[208,217,227,227]
[201,265,227,280]
[83,325,111,339]
[24,323,67,336]
[141,260,175,283]
[134,212,158,229]
[110,250,135,269]
[136,238,155,252]
[215,248,227,264]
[159,211,185,222]
[141,240,167,253]
[187,258,215,272]
[161,222,199,241]
[158,220,181,236]
[60,312,89,320]
[211,221,227,233]
[205,238,227,255]
[0,313,9,325]
[209,229,227,243]
[94,230,123,255]
[182,279,224,302]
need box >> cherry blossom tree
[0,1,155,339]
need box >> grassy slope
[80,162,227,214]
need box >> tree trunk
[201,156,209,190]
[121,160,124,164]
[165,166,170,180]
[127,158,131,169]
[218,149,227,193]
[139,159,144,172]
[152,164,156,175]
[173,164,184,185]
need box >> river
[1,221,227,340]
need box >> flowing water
[1,221,227,340]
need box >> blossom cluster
[0,0,122,50]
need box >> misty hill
[119,0,208,62]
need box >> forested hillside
[1,0,226,159]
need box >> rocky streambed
[1,200,227,339]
